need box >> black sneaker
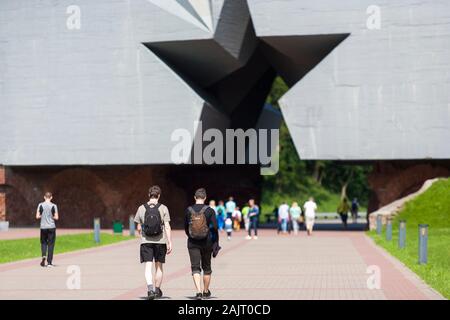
[40,257,46,267]
[202,290,211,299]
[147,290,156,300]
[155,287,163,298]
[195,292,203,300]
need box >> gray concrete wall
[0,0,212,165]
[250,0,450,159]
[1,0,449,165]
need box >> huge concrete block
[249,0,450,159]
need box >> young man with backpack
[134,185,172,300]
[184,188,219,300]
[36,192,59,267]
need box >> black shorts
[188,245,213,275]
[140,243,167,263]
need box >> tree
[261,77,372,211]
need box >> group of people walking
[276,197,360,234]
[277,197,318,236]
[34,187,360,300]
[133,186,223,300]
[208,197,260,241]
[35,187,256,300]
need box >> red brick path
[0,230,443,300]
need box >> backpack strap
[200,205,208,215]
[144,202,160,210]
[188,206,208,215]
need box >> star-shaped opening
[143,0,349,165]
[144,9,348,130]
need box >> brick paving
[0,229,444,300]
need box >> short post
[376,215,382,235]
[398,220,406,249]
[129,215,135,236]
[94,218,101,243]
[386,217,392,241]
[418,224,428,264]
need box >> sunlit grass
[0,232,134,264]
[368,178,450,299]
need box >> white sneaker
[245,235,252,240]
[253,236,258,240]
[47,264,55,268]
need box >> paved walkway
[0,230,443,300]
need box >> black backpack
[142,203,163,237]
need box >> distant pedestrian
[289,202,302,235]
[225,214,233,240]
[184,188,219,300]
[337,198,350,229]
[36,192,59,268]
[134,185,172,300]
[232,207,242,231]
[303,197,317,236]
[241,204,250,232]
[216,200,226,232]
[225,197,236,219]
[278,202,290,234]
[351,198,359,223]
[209,200,217,215]
[246,199,259,240]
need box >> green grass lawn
[368,178,450,299]
[0,232,134,264]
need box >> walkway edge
[0,238,138,272]
[363,234,445,300]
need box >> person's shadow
[139,296,171,300]
[186,295,217,300]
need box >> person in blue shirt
[246,198,259,240]
[225,196,236,218]
[216,200,226,232]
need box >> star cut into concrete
[145,0,349,131]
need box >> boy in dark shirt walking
[184,188,219,300]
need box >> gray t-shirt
[134,202,170,244]
[37,201,58,229]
